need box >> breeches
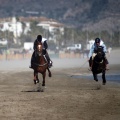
[92,53,97,60]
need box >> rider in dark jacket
[30,35,52,68]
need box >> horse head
[36,42,43,56]
[96,46,104,59]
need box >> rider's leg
[88,57,92,68]
[44,50,53,68]
[104,55,109,70]
[89,53,96,70]
[29,51,36,68]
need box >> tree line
[0,21,120,51]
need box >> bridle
[36,44,43,56]
[94,50,104,64]
[34,43,48,67]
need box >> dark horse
[31,42,52,86]
[89,46,106,85]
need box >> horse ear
[98,46,102,49]
[98,46,103,51]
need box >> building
[37,17,64,43]
[0,17,32,44]
[0,16,64,44]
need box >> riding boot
[89,54,95,70]
[88,60,90,67]
[88,57,92,71]
[90,60,93,70]
[29,51,36,68]
[45,51,53,68]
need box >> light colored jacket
[41,38,47,49]
[88,40,107,59]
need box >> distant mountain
[0,0,120,32]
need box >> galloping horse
[31,42,52,86]
[89,46,106,85]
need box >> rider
[88,38,109,70]
[30,35,53,68]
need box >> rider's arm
[33,40,37,50]
[102,44,107,53]
[44,41,48,49]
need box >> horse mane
[97,46,103,52]
[37,41,42,45]
[93,46,105,63]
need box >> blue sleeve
[88,45,94,59]
[102,44,107,53]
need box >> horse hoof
[94,79,98,82]
[37,89,40,92]
[36,79,39,83]
[42,84,45,86]
[49,73,52,77]
[102,82,106,85]
[34,80,36,84]
[34,80,37,84]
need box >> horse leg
[47,68,52,77]
[36,73,39,83]
[102,71,106,85]
[34,71,37,84]
[93,72,98,82]
[42,72,46,86]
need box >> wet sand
[0,49,120,120]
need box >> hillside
[0,0,120,32]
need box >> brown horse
[31,42,52,86]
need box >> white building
[0,16,64,44]
[37,20,64,42]
[37,21,64,33]
[0,17,23,43]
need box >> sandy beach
[0,48,120,120]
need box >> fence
[0,53,32,60]
[0,52,82,60]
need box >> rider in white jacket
[88,38,109,70]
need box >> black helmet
[95,38,100,43]
[37,35,42,42]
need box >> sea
[72,74,120,83]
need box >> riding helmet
[95,38,100,43]
[37,35,42,42]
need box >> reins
[34,48,48,67]
[33,62,48,67]
[79,60,88,69]
[95,59,103,64]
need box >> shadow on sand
[21,83,45,92]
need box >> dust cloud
[0,49,120,72]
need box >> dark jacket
[33,39,48,50]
